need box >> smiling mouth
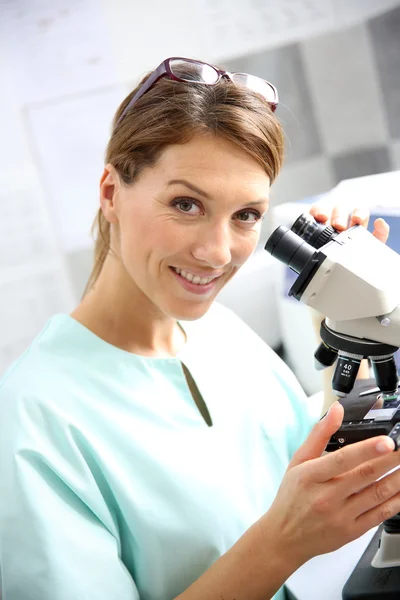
[170,267,221,286]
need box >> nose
[191,221,232,268]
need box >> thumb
[290,401,344,468]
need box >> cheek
[233,232,260,263]
[120,215,187,261]
[117,211,150,266]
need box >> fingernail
[333,215,347,229]
[323,401,338,419]
[314,211,328,220]
[376,438,395,453]
[352,209,367,221]
[375,218,386,230]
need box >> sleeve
[0,391,140,600]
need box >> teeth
[173,267,215,285]
[181,269,194,282]
[198,276,211,285]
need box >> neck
[71,255,186,357]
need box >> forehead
[154,134,270,192]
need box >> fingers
[330,205,350,230]
[310,210,389,244]
[348,207,369,229]
[309,203,350,230]
[311,435,396,483]
[355,489,400,537]
[335,446,400,498]
[372,218,390,244]
[347,464,400,517]
[309,203,371,232]
[290,402,344,468]
[309,203,330,224]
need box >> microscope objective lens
[332,354,363,397]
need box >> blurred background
[1,0,400,395]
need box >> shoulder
[183,301,293,372]
[0,314,90,429]
[189,302,312,405]
[0,318,56,400]
[187,303,316,454]
[182,301,261,343]
[183,302,309,412]
[0,316,105,485]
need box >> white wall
[101,0,400,77]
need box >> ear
[100,164,121,224]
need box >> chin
[167,298,215,322]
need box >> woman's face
[102,134,271,321]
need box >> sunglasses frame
[116,57,279,126]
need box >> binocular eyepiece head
[265,212,339,272]
[265,212,399,399]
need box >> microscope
[265,213,400,600]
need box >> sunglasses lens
[170,59,219,84]
[231,73,278,106]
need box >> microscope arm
[298,226,400,348]
[265,218,400,397]
[291,226,400,397]
[326,306,400,349]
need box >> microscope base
[343,525,400,599]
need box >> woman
[0,57,398,600]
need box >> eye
[235,210,262,224]
[171,198,202,215]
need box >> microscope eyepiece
[265,213,339,274]
[291,213,339,249]
[264,226,316,274]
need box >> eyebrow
[166,178,269,207]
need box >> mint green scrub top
[0,303,316,600]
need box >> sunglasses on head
[116,56,279,126]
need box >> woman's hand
[309,200,390,243]
[259,403,400,569]
[176,405,400,600]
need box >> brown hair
[85,66,284,293]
